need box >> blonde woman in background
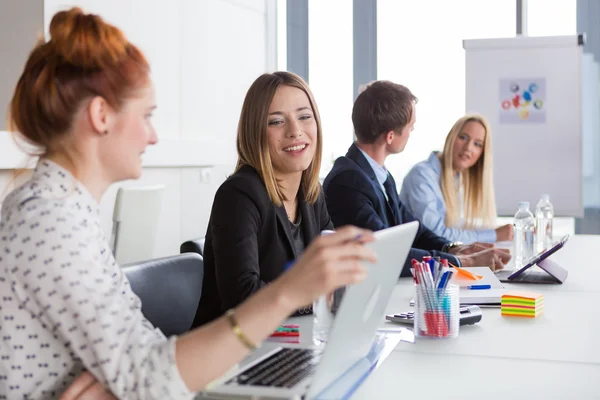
[399,114,513,244]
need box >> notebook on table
[453,267,505,307]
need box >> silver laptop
[201,221,419,400]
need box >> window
[308,0,354,176]
[377,0,515,187]
[527,0,577,36]
[276,0,287,71]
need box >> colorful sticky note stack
[501,291,544,318]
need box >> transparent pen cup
[414,284,459,339]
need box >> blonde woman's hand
[495,224,514,242]
[458,247,512,271]
[275,225,376,309]
[60,371,116,400]
[450,242,494,255]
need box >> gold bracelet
[225,309,257,351]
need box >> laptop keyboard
[228,348,322,388]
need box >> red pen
[270,332,300,337]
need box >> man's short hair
[352,80,417,144]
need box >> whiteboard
[464,35,584,217]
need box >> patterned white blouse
[0,160,194,399]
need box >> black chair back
[123,253,203,336]
[180,238,205,257]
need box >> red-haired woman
[1,7,374,399]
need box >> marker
[465,284,491,290]
[283,261,295,271]
[276,327,299,332]
[270,332,300,337]
[437,271,450,289]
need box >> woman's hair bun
[48,7,129,69]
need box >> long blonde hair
[235,72,323,206]
[439,114,496,229]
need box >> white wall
[0,0,277,260]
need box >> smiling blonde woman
[193,72,335,328]
[399,114,513,244]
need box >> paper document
[451,267,505,289]
[453,267,506,305]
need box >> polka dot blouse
[0,160,193,399]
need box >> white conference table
[287,234,600,399]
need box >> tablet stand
[536,258,568,283]
[537,258,562,270]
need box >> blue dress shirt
[357,147,389,201]
[399,151,497,244]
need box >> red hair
[9,7,150,154]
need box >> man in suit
[323,81,510,276]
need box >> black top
[289,212,306,256]
[323,143,459,276]
[192,165,332,327]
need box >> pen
[275,327,299,332]
[283,261,295,271]
[427,259,434,277]
[270,332,300,337]
[437,270,451,289]
[465,284,491,290]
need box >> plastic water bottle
[535,194,554,253]
[312,287,345,346]
[513,201,535,269]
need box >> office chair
[110,185,164,265]
[123,253,204,337]
[180,237,206,257]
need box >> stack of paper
[501,291,544,318]
[454,267,505,306]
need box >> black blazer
[192,165,333,327]
[323,143,459,276]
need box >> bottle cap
[518,201,530,209]
[541,193,550,201]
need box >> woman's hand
[173,225,377,392]
[458,247,512,271]
[495,224,514,242]
[60,371,116,400]
[275,225,376,309]
[450,242,493,255]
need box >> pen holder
[414,284,459,339]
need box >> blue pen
[465,284,491,290]
[437,270,450,289]
[428,259,436,279]
[283,260,295,271]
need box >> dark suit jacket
[192,165,333,327]
[323,143,459,276]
